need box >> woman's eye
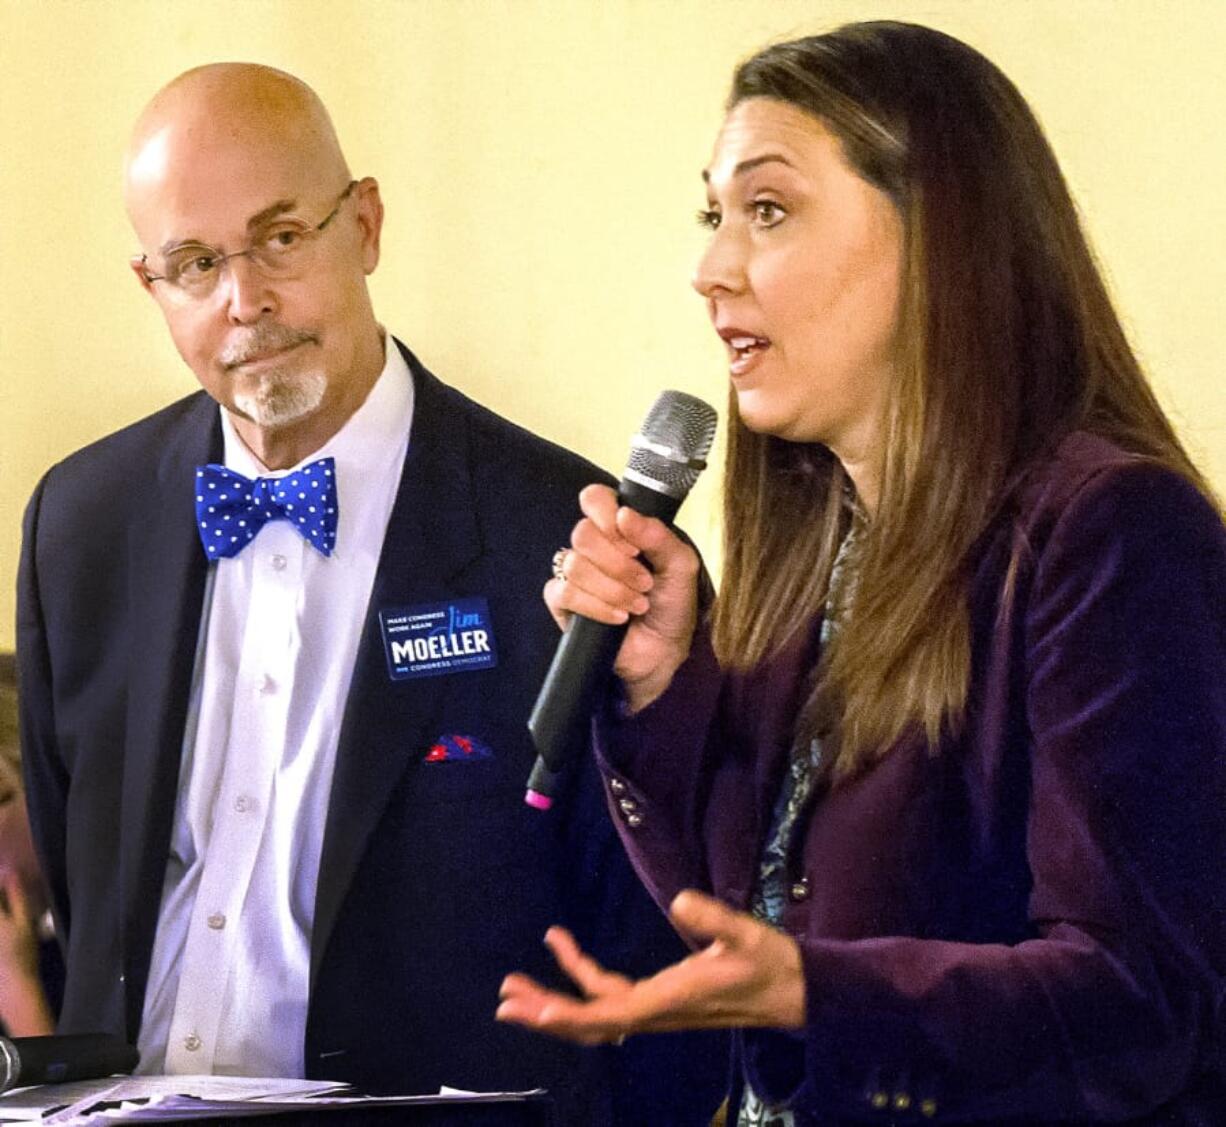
[695,208,721,231]
[752,200,785,227]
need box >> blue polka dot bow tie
[194,458,338,560]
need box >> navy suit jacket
[17,342,726,1124]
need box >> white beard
[232,368,327,429]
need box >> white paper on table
[0,1076,344,1123]
[0,1076,546,1126]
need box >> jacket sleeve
[766,464,1226,1123]
[591,624,729,917]
[16,471,73,948]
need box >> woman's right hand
[545,484,701,713]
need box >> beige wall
[1,0,1222,649]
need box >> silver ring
[551,547,569,583]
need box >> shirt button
[234,795,252,813]
[183,1034,202,1052]
[271,554,287,571]
[259,673,277,695]
[626,812,644,829]
[207,913,226,930]
[789,877,810,902]
[618,798,638,813]
[609,779,627,796]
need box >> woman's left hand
[496,889,806,1044]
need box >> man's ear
[353,176,384,274]
[129,256,158,296]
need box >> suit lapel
[312,347,484,984]
[120,397,220,1038]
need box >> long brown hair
[712,22,1216,780]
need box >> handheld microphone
[525,390,717,809]
[0,1033,139,1093]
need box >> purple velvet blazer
[595,434,1226,1125]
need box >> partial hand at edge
[495,889,806,1045]
[0,867,55,1036]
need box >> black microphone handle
[525,478,686,803]
[613,477,687,526]
[0,1033,139,1093]
[528,614,629,775]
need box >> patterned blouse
[738,515,865,1127]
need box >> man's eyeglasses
[134,180,358,302]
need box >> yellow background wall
[1,0,1222,649]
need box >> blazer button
[892,1092,912,1111]
[626,812,644,828]
[618,798,638,813]
[921,1098,938,1117]
[869,1090,889,1110]
[789,877,810,902]
[609,778,627,795]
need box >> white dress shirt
[137,332,413,1077]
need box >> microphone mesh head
[627,391,718,498]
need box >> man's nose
[222,252,278,323]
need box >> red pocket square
[424,734,494,762]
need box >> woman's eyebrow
[702,154,796,183]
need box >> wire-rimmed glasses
[134,179,358,302]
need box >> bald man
[17,65,724,1123]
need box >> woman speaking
[497,21,1226,1125]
